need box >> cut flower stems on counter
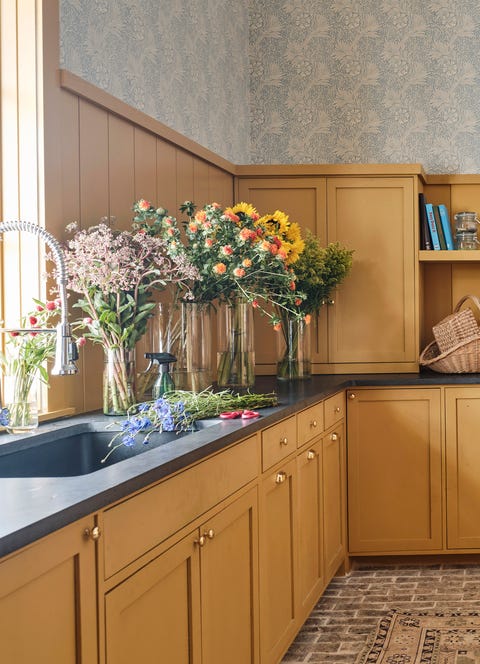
[103,387,278,461]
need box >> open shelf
[419,250,480,262]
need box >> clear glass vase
[276,317,312,380]
[103,347,136,415]
[174,302,213,392]
[217,297,255,389]
[4,373,39,434]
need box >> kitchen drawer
[262,416,297,471]
[297,402,324,448]
[324,391,345,430]
[102,435,258,578]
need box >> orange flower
[273,322,282,331]
[195,210,207,222]
[269,244,278,255]
[188,222,199,233]
[261,240,271,252]
[137,199,151,211]
[233,267,246,278]
[304,314,312,325]
[295,298,302,306]
[252,299,260,308]
[221,245,234,256]
[205,238,214,247]
[223,209,240,222]
[242,258,252,268]
[213,262,227,274]
[289,281,296,291]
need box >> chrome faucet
[0,220,78,376]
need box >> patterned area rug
[358,611,480,663]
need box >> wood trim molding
[235,163,427,179]
[60,69,236,176]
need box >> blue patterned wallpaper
[59,0,250,164]
[60,1,480,173]
[249,0,480,172]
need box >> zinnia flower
[213,262,227,274]
[137,199,151,211]
[233,267,246,278]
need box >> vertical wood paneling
[176,150,195,213]
[193,157,209,206]
[134,128,157,203]
[78,101,109,412]
[209,166,234,206]
[79,100,109,227]
[156,140,177,214]
[109,115,135,231]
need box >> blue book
[437,204,455,250]
[425,203,441,250]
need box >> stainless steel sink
[0,419,222,478]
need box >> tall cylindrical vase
[276,317,312,380]
[217,297,255,389]
[103,347,136,415]
[175,301,213,392]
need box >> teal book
[437,204,455,250]
[432,205,447,250]
[425,203,441,250]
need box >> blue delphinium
[0,408,10,427]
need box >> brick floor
[281,562,480,663]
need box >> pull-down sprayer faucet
[0,220,78,376]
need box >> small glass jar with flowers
[0,299,77,433]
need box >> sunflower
[229,202,259,219]
[257,210,305,264]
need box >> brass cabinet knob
[334,406,341,413]
[310,419,318,428]
[280,437,288,446]
[194,535,206,547]
[84,526,101,541]
[330,432,338,441]
[348,392,356,400]
[205,528,215,540]
[307,450,316,460]
[275,471,287,484]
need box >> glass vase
[175,302,213,392]
[276,317,312,381]
[217,297,255,389]
[4,374,39,434]
[103,347,136,416]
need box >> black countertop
[1,371,479,558]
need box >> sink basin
[0,419,222,478]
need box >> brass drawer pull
[310,419,318,428]
[205,528,215,540]
[348,392,356,400]
[275,471,287,484]
[280,437,288,446]
[84,526,101,541]
[330,432,338,441]
[307,450,316,460]
[334,406,341,413]
[194,535,206,547]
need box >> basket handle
[453,294,480,315]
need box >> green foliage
[293,231,353,315]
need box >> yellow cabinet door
[445,387,480,549]
[260,458,297,664]
[347,388,443,553]
[200,487,259,664]
[296,441,325,622]
[326,177,417,371]
[322,423,347,582]
[236,177,328,369]
[0,516,98,664]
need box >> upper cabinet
[237,170,418,373]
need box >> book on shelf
[419,193,431,250]
[432,205,447,250]
[437,204,455,250]
[424,203,441,250]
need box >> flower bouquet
[62,222,198,414]
[275,231,354,379]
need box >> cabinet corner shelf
[419,250,480,262]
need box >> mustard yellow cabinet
[296,440,325,622]
[237,174,417,373]
[347,388,443,554]
[445,387,480,550]
[0,516,98,664]
[105,486,259,664]
[322,423,347,581]
[259,458,297,664]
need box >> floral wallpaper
[60,1,480,173]
[250,0,480,173]
[59,0,250,164]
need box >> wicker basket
[420,294,480,373]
